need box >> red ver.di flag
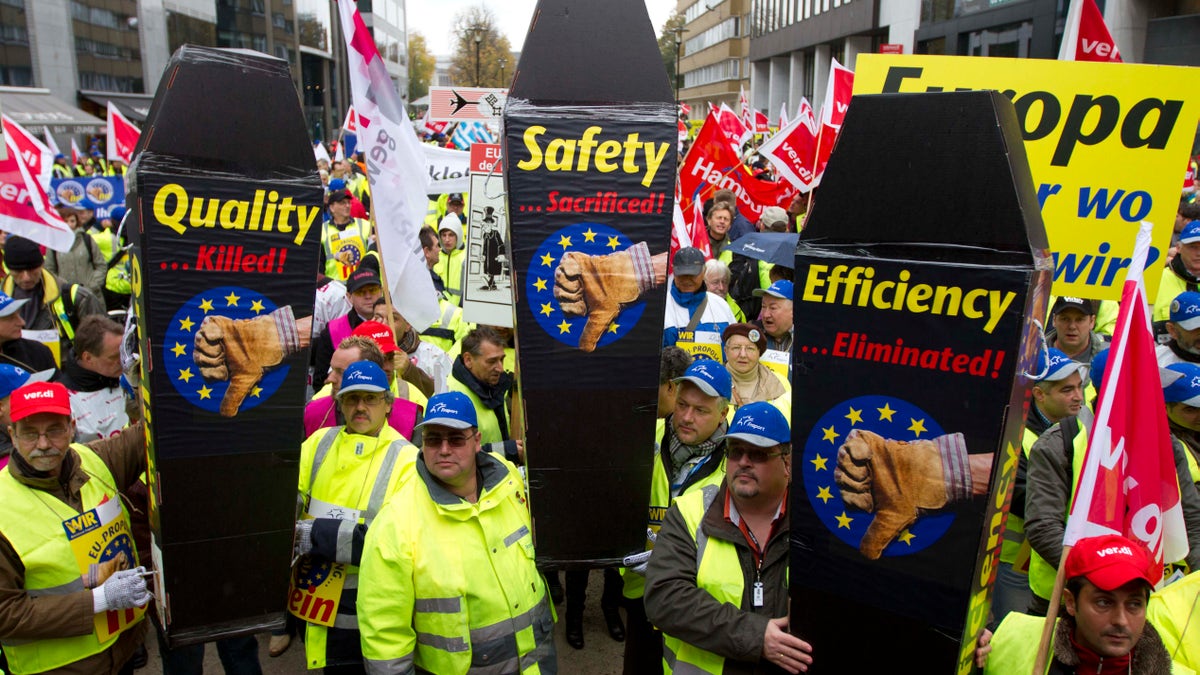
[107,102,140,164]
[1059,0,1122,62]
[5,115,53,191]
[814,59,854,187]
[0,116,73,251]
[335,0,439,331]
[759,98,820,192]
[1064,223,1187,579]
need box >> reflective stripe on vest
[0,445,138,673]
[662,485,740,675]
[302,427,411,669]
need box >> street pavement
[141,570,626,674]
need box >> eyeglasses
[726,344,760,355]
[340,392,386,407]
[15,426,71,444]
[424,433,474,449]
[725,445,785,463]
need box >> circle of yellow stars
[808,401,925,547]
[533,227,624,338]
[171,292,267,401]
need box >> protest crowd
[0,6,1198,674]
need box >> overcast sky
[408,0,678,57]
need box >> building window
[683,58,741,88]
[685,17,740,53]
[965,21,1033,57]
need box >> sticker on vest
[678,330,723,363]
[288,500,358,627]
[65,496,144,641]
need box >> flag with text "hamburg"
[335,0,439,332]
[1064,223,1187,583]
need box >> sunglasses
[725,445,785,463]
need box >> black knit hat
[4,236,44,271]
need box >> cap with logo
[327,189,351,203]
[352,320,398,354]
[335,361,390,398]
[1035,348,1088,383]
[1051,296,1097,317]
[10,382,73,422]
[673,360,732,400]
[1179,220,1200,245]
[1169,291,1200,330]
[1162,362,1200,406]
[346,268,382,294]
[673,247,706,277]
[0,291,29,318]
[722,323,766,354]
[725,402,790,447]
[416,391,478,430]
[753,279,793,301]
[1063,534,1155,591]
[0,365,53,400]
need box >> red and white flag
[70,138,81,167]
[778,102,790,131]
[106,102,140,164]
[0,116,74,252]
[669,182,712,271]
[1059,0,1122,62]
[335,0,438,332]
[754,109,769,134]
[677,119,689,152]
[1064,223,1188,583]
[813,59,855,188]
[679,102,692,119]
[716,103,752,155]
[3,117,53,192]
[758,99,820,193]
[342,107,358,133]
[738,86,753,132]
[42,127,61,158]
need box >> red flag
[813,59,855,187]
[677,119,689,152]
[106,102,140,164]
[716,103,751,155]
[1059,0,1122,62]
[678,112,795,224]
[342,106,358,133]
[4,117,53,192]
[679,102,692,118]
[335,0,439,332]
[1064,223,1188,582]
[70,138,81,167]
[758,102,820,193]
[669,183,712,271]
[754,109,769,134]
[0,116,74,252]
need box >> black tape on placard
[128,45,321,646]
[504,0,676,565]
[789,91,1051,673]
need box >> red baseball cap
[1063,534,1156,591]
[352,320,399,354]
[10,382,73,422]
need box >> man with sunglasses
[0,381,150,674]
[358,391,556,674]
[292,360,419,673]
[645,402,813,675]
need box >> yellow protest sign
[853,54,1200,302]
[65,497,145,642]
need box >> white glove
[622,528,658,575]
[294,520,314,557]
[92,567,151,613]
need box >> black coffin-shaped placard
[128,45,321,646]
[504,0,676,564]
[790,91,1051,673]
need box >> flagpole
[1031,548,1071,675]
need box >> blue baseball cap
[0,365,52,400]
[1179,221,1200,245]
[336,361,390,398]
[327,178,347,192]
[725,402,790,447]
[108,206,127,224]
[1091,348,1110,394]
[673,359,732,400]
[0,291,29,318]
[753,280,793,301]
[1162,362,1200,406]
[417,391,478,430]
[1035,348,1088,383]
[1169,291,1200,330]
